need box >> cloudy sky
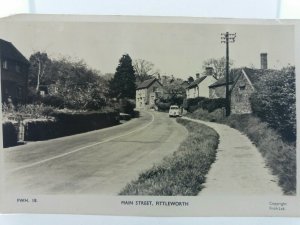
[0,16,294,79]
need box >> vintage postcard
[0,15,299,216]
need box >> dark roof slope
[209,67,279,89]
[209,69,242,88]
[0,39,29,64]
[187,76,207,89]
[136,77,162,90]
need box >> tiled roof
[0,39,29,64]
[209,67,278,89]
[136,78,162,90]
[209,69,242,88]
[186,76,207,89]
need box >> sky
[0,17,294,80]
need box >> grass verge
[188,108,296,195]
[119,118,219,195]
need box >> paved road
[4,111,187,195]
[183,117,283,196]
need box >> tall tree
[133,59,159,82]
[202,57,233,80]
[109,54,136,99]
[28,52,51,92]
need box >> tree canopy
[202,57,233,80]
[133,59,159,82]
[109,54,136,99]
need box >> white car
[169,105,181,117]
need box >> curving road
[4,111,188,195]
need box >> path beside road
[183,117,283,196]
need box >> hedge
[2,121,18,147]
[250,66,296,142]
[24,111,120,141]
[186,97,226,113]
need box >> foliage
[188,110,296,195]
[186,97,226,113]
[250,66,296,142]
[119,98,136,116]
[28,52,52,91]
[188,76,194,83]
[202,57,233,79]
[2,121,18,148]
[133,59,159,82]
[109,54,136,99]
[119,119,219,195]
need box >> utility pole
[221,32,236,116]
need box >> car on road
[169,105,181,117]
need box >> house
[186,72,217,99]
[208,69,240,99]
[136,77,163,109]
[209,53,272,114]
[0,39,29,104]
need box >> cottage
[209,53,272,114]
[186,73,217,99]
[0,39,29,104]
[136,78,163,109]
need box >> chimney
[260,53,268,69]
[196,73,200,79]
[205,67,213,76]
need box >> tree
[28,52,52,92]
[188,76,194,83]
[109,54,136,99]
[133,59,159,82]
[202,57,233,80]
[162,79,186,105]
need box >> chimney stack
[205,67,213,76]
[260,53,268,69]
[196,73,200,79]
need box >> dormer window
[2,60,8,69]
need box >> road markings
[8,111,155,174]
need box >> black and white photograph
[0,15,298,216]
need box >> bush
[41,95,65,108]
[119,98,135,116]
[2,121,18,147]
[250,66,296,142]
[156,101,171,112]
[190,108,225,122]
[187,97,226,113]
[24,111,120,141]
[119,119,219,195]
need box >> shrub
[119,119,219,195]
[119,98,135,116]
[41,95,65,108]
[187,97,226,113]
[156,101,171,112]
[2,121,18,147]
[250,66,296,142]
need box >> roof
[208,69,242,88]
[0,39,29,64]
[136,78,162,90]
[209,67,278,89]
[186,76,207,89]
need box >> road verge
[119,118,219,195]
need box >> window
[16,87,23,98]
[239,84,246,91]
[153,86,157,92]
[15,64,21,73]
[2,60,8,69]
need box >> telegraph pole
[221,32,236,116]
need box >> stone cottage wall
[230,74,253,114]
